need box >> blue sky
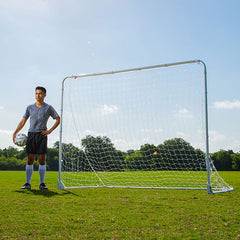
[0,0,240,152]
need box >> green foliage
[60,142,86,171]
[211,150,235,171]
[125,150,143,170]
[15,150,27,159]
[231,153,240,170]
[0,153,26,170]
[82,135,125,171]
[0,146,58,171]
[1,146,19,158]
[1,136,240,171]
[125,138,206,171]
[46,148,59,171]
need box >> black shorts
[26,132,47,154]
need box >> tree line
[0,135,240,171]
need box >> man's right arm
[13,118,27,144]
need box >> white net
[59,61,233,193]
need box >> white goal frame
[58,60,234,194]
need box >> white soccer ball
[15,133,27,147]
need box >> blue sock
[26,165,33,184]
[39,165,46,184]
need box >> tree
[231,153,240,170]
[156,138,205,171]
[81,135,124,171]
[140,144,158,170]
[0,156,26,170]
[15,150,27,160]
[211,150,233,171]
[125,151,143,170]
[60,142,86,171]
[46,148,59,171]
[1,137,239,172]
[53,141,60,149]
[1,146,19,158]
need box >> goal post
[58,60,233,194]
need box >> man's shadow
[15,189,80,197]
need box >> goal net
[58,60,233,194]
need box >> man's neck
[36,101,44,107]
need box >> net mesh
[59,61,233,193]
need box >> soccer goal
[58,60,233,194]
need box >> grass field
[60,170,233,192]
[0,171,239,239]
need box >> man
[13,86,60,190]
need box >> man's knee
[27,154,35,165]
[38,154,46,165]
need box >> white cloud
[209,130,226,142]
[0,129,13,135]
[113,138,147,151]
[209,130,240,152]
[100,104,118,116]
[140,128,163,134]
[0,106,4,110]
[83,130,107,137]
[209,130,228,152]
[225,140,240,152]
[174,108,193,119]
[176,131,186,137]
[113,138,128,150]
[0,129,14,149]
[212,100,240,109]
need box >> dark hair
[36,86,46,94]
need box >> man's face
[35,89,46,101]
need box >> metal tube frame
[58,59,213,193]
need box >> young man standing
[13,86,60,190]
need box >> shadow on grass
[14,189,81,197]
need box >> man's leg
[21,154,34,189]
[38,154,48,189]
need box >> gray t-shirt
[23,103,59,132]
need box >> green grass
[0,171,239,239]
[61,170,232,191]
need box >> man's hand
[41,130,51,136]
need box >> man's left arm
[41,116,60,136]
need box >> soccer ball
[15,133,27,147]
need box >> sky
[0,0,240,153]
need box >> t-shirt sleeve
[49,105,59,119]
[23,106,30,119]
